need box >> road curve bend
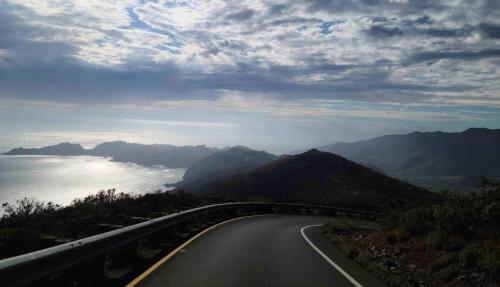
[128,214,386,287]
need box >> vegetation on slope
[323,178,500,286]
[0,189,197,259]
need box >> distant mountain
[4,141,219,168]
[5,143,86,156]
[187,149,434,210]
[90,141,218,168]
[176,146,278,189]
[316,128,500,189]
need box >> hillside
[325,179,500,286]
[176,146,278,189]
[4,141,219,168]
[317,128,500,189]
[187,149,434,210]
[4,143,86,156]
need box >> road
[128,215,386,287]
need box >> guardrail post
[172,223,190,240]
[186,215,203,233]
[107,241,138,269]
[236,206,247,216]
[74,254,107,286]
[271,206,281,214]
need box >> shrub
[426,230,447,250]
[458,244,481,269]
[431,254,457,273]
[355,252,371,267]
[385,232,398,245]
[436,263,461,282]
[0,189,199,259]
[478,250,500,275]
[397,207,433,236]
[348,247,360,258]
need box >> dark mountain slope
[177,146,278,189]
[318,128,500,178]
[189,149,434,210]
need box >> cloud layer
[0,0,499,151]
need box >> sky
[0,0,499,153]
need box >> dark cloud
[225,9,255,21]
[408,49,500,63]
[479,23,500,39]
[305,0,446,14]
[268,4,288,15]
[414,16,433,25]
[269,17,322,26]
[0,3,79,69]
[419,27,469,38]
[1,51,472,106]
[367,25,403,37]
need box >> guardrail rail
[0,202,376,287]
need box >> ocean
[0,155,185,208]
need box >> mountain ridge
[4,141,219,168]
[314,128,500,189]
[186,149,435,210]
[175,146,278,189]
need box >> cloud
[0,0,499,117]
[367,25,403,37]
[409,49,500,63]
[225,9,255,21]
[418,28,466,38]
[479,23,500,39]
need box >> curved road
[129,215,386,287]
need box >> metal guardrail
[0,202,376,286]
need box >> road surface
[128,215,386,287]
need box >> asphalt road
[130,215,386,287]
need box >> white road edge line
[301,224,364,287]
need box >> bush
[386,179,500,241]
[426,230,447,250]
[478,250,500,275]
[397,207,433,236]
[3,228,42,257]
[436,263,461,282]
[459,244,481,269]
[385,232,398,245]
[355,252,371,267]
[0,189,199,259]
[348,247,360,258]
[431,254,457,273]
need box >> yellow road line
[126,214,269,287]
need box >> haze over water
[0,155,185,207]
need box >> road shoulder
[303,224,387,287]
